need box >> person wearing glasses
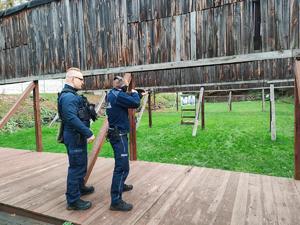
[58,67,96,210]
[106,74,145,211]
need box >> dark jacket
[58,84,93,139]
[106,88,140,133]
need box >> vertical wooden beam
[192,87,204,137]
[262,88,265,112]
[270,84,276,141]
[84,119,109,184]
[136,93,149,129]
[33,81,43,152]
[228,91,232,111]
[148,91,152,128]
[201,89,205,129]
[176,92,179,111]
[269,87,272,132]
[128,75,137,161]
[153,91,156,108]
[294,60,300,180]
[0,82,35,129]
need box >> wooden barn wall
[0,0,298,91]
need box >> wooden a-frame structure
[1,53,300,181]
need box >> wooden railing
[0,81,43,152]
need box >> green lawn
[0,100,294,178]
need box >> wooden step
[181,116,195,119]
[181,109,196,112]
[181,121,194,125]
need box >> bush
[0,107,57,134]
[41,107,57,124]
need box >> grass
[0,100,294,178]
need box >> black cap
[113,76,123,81]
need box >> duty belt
[108,127,127,136]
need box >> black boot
[123,184,133,192]
[110,200,133,211]
[67,199,92,210]
[80,185,95,196]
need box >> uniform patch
[106,102,112,109]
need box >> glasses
[74,77,84,81]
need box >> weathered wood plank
[228,90,232,111]
[270,84,276,141]
[1,50,299,85]
[192,87,204,137]
[136,93,149,129]
[190,11,197,60]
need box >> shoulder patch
[106,102,112,109]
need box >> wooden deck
[1,147,300,225]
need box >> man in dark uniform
[58,67,96,210]
[106,74,143,211]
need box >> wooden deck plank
[273,177,300,225]
[84,163,188,225]
[80,161,160,223]
[134,167,199,225]
[0,155,65,192]
[0,152,64,180]
[42,158,116,221]
[204,171,239,225]
[0,161,66,203]
[230,173,249,225]
[1,148,300,225]
[0,148,31,159]
[245,174,263,225]
[272,176,293,225]
[32,157,113,214]
[81,163,166,225]
[144,167,208,225]
[260,175,278,225]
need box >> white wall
[0,79,65,94]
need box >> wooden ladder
[180,94,196,125]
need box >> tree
[0,0,29,10]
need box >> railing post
[148,91,152,128]
[176,92,179,111]
[294,60,300,180]
[228,91,232,112]
[270,84,276,141]
[33,80,43,152]
[262,88,265,112]
[201,89,205,129]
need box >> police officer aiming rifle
[58,67,96,211]
[106,74,147,211]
